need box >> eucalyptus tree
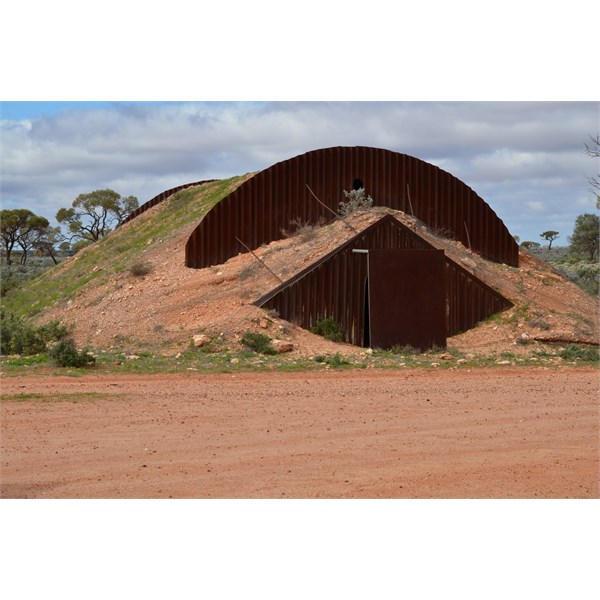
[56,189,138,247]
[1,209,50,265]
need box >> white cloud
[1,101,597,242]
[527,201,544,212]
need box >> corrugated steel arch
[120,180,215,226]
[185,146,518,268]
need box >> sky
[1,101,598,244]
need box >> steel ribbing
[185,147,518,269]
[256,216,512,346]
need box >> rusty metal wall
[445,260,510,336]
[256,215,512,347]
[368,249,447,350]
[186,146,518,268]
[120,180,215,226]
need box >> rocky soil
[39,205,598,359]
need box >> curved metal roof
[184,146,518,267]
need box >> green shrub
[311,316,343,342]
[38,320,71,342]
[526,246,599,296]
[339,188,373,216]
[48,338,96,367]
[129,261,152,277]
[1,272,21,298]
[325,353,350,367]
[313,353,349,366]
[241,331,276,355]
[0,310,70,355]
[1,257,61,298]
[559,344,599,362]
[555,261,599,296]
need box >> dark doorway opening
[363,276,370,347]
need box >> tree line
[519,214,599,262]
[1,189,138,266]
[519,135,600,263]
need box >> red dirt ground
[1,367,598,499]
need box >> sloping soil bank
[1,367,597,499]
[36,205,598,359]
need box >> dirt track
[1,368,598,498]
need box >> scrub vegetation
[310,316,344,342]
[1,177,249,318]
[338,188,374,216]
[2,340,597,379]
[241,331,276,355]
[523,243,599,296]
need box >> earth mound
[32,182,598,359]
